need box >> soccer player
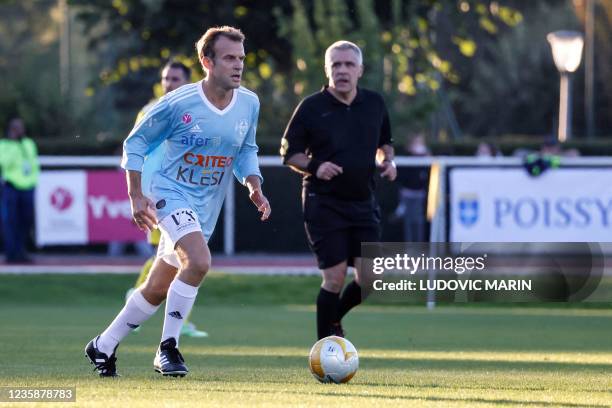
[280,41,396,340]
[85,26,271,377]
[129,59,208,338]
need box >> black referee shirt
[281,86,392,201]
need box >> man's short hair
[195,26,245,61]
[161,60,191,80]
[324,40,363,70]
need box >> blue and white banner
[449,168,612,242]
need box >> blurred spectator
[563,148,581,157]
[540,139,562,156]
[541,139,580,157]
[523,139,581,177]
[514,137,580,158]
[0,117,39,263]
[407,133,431,156]
[392,133,431,242]
[476,142,502,158]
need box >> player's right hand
[249,189,272,221]
[316,162,343,181]
[130,194,157,232]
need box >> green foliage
[63,0,527,149]
[457,1,582,137]
[0,2,63,137]
[281,0,318,97]
[275,1,524,146]
[354,0,383,89]
[0,1,112,143]
[12,1,612,153]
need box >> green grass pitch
[1,273,611,407]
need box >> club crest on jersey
[182,113,192,124]
[235,119,249,137]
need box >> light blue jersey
[140,144,164,197]
[137,99,162,197]
[122,81,262,240]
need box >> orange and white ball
[308,336,359,383]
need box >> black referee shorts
[302,191,381,270]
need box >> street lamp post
[547,31,584,143]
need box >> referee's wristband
[306,158,323,175]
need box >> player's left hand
[379,159,397,181]
[249,189,271,221]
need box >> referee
[281,40,396,339]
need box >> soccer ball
[308,336,359,384]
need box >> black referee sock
[338,280,362,320]
[316,288,339,340]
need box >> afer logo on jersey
[181,134,220,147]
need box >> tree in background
[68,0,527,147]
[457,1,579,138]
[0,1,68,139]
[0,0,121,151]
[2,0,610,153]
[456,0,612,139]
[276,0,523,144]
[573,0,612,136]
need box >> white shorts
[156,207,202,268]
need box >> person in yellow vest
[0,117,39,263]
[126,60,208,338]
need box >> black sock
[316,288,339,340]
[337,280,362,320]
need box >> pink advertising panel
[86,170,146,243]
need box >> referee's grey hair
[324,41,363,70]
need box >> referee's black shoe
[85,336,119,377]
[154,337,188,377]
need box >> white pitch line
[214,267,319,276]
[0,265,140,274]
[0,265,320,275]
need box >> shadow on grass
[188,385,607,407]
[204,355,612,373]
[121,348,612,374]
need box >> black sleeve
[280,100,309,164]
[378,98,393,147]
